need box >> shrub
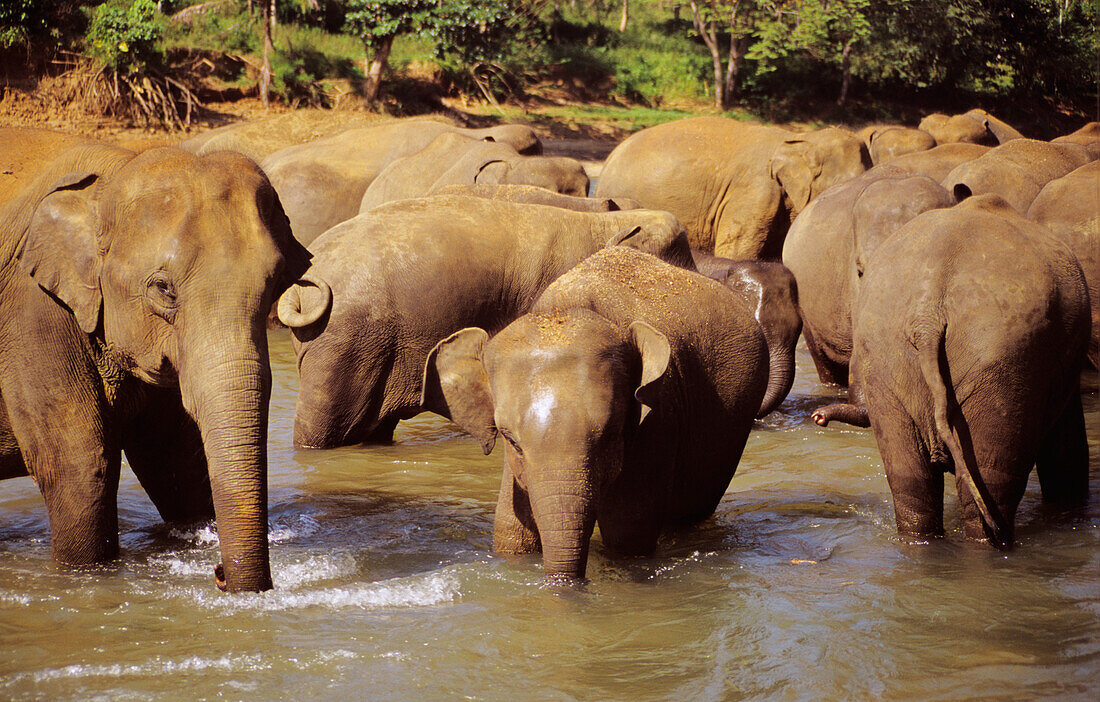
[85,0,165,72]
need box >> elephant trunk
[180,346,274,593]
[757,337,796,418]
[529,474,598,579]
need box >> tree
[344,0,436,104]
[790,0,871,105]
[689,0,766,109]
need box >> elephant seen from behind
[815,196,1091,548]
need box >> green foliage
[0,0,44,48]
[85,0,166,72]
[343,0,436,50]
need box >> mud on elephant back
[0,133,314,592]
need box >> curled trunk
[757,339,796,418]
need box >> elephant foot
[813,402,869,427]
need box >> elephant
[782,165,955,388]
[1028,160,1100,369]
[1053,121,1100,159]
[856,125,937,165]
[179,111,399,164]
[0,140,313,592]
[884,142,991,183]
[690,252,801,416]
[433,183,642,212]
[277,194,694,449]
[358,133,589,212]
[260,120,542,244]
[420,246,768,578]
[813,195,1090,548]
[943,138,1092,214]
[918,109,1024,146]
[0,127,102,206]
[593,116,870,260]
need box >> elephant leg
[364,416,400,444]
[493,466,541,554]
[1035,390,1089,504]
[0,391,29,480]
[802,324,849,387]
[0,339,121,564]
[874,414,944,538]
[122,385,214,524]
[948,406,1030,546]
[595,459,665,556]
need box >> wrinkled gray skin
[815,196,1090,549]
[179,112,388,164]
[944,138,1092,214]
[421,247,768,579]
[885,142,991,183]
[691,252,801,417]
[433,183,642,212]
[856,125,937,165]
[1028,160,1100,369]
[359,133,589,212]
[0,140,313,592]
[594,116,870,259]
[918,109,1025,146]
[782,166,955,390]
[279,195,695,449]
[261,120,542,244]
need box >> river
[1,331,1097,700]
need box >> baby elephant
[421,247,768,578]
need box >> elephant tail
[914,318,1011,548]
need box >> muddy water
[0,332,1097,700]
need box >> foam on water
[274,554,357,588]
[178,569,461,613]
[11,653,270,684]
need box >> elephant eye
[146,273,178,320]
[500,429,524,457]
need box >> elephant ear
[473,159,510,185]
[421,327,498,454]
[16,172,103,333]
[264,182,313,292]
[770,139,820,214]
[629,320,671,425]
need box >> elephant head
[16,146,313,592]
[421,312,670,579]
[476,124,543,155]
[472,154,590,199]
[919,110,1023,146]
[769,128,870,222]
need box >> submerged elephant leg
[1035,390,1089,504]
[122,386,214,523]
[493,467,541,554]
[873,412,945,538]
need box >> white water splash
[274,554,357,589]
[194,571,461,614]
[13,653,270,684]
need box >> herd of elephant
[0,106,1094,593]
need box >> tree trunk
[363,36,393,105]
[723,35,748,107]
[269,0,277,31]
[690,1,724,109]
[619,0,629,32]
[260,2,273,108]
[837,42,852,106]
